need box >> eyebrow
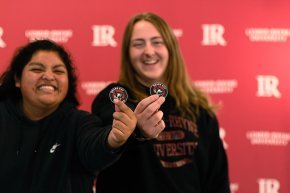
[151,36,163,40]
[131,38,145,42]
[28,62,66,68]
[131,36,162,42]
[131,36,163,43]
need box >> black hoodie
[0,99,121,193]
[92,83,230,193]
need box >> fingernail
[154,94,159,98]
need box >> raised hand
[134,95,165,139]
[107,99,137,149]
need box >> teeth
[144,60,157,64]
[39,85,55,91]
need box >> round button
[150,82,168,98]
[109,86,128,103]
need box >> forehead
[29,51,64,65]
[131,20,161,39]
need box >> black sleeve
[76,111,123,172]
[91,83,117,125]
[195,110,231,193]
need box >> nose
[41,71,55,81]
[144,43,155,57]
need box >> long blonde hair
[119,12,215,121]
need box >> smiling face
[129,20,169,86]
[15,50,68,119]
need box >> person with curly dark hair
[0,39,137,193]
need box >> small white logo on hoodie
[50,143,61,153]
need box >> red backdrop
[0,1,289,193]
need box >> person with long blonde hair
[92,12,230,193]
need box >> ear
[14,75,21,88]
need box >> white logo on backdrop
[246,28,290,42]
[257,75,281,98]
[25,30,73,43]
[173,29,183,38]
[92,25,117,47]
[246,131,290,146]
[194,79,238,94]
[0,27,6,48]
[81,81,112,95]
[258,178,280,193]
[201,24,227,46]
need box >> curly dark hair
[0,39,79,106]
